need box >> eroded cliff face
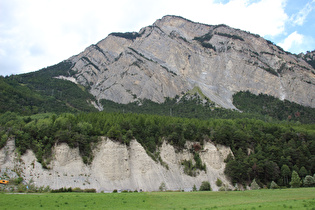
[0,138,232,192]
[60,15,314,109]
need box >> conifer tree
[270,181,279,189]
[299,166,308,178]
[290,170,301,188]
[281,165,291,185]
[250,179,260,190]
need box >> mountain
[58,15,315,109]
[2,15,315,115]
[1,14,315,192]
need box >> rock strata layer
[61,15,314,109]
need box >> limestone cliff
[59,15,314,109]
[0,138,232,192]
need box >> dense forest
[1,61,315,124]
[1,61,315,188]
[0,110,314,187]
[0,61,98,115]
[99,91,315,124]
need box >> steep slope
[0,62,99,114]
[61,15,314,109]
[301,50,315,69]
[0,138,232,192]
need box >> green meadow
[0,188,315,209]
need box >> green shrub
[83,188,96,193]
[290,171,301,188]
[303,175,315,187]
[219,186,226,191]
[72,187,83,192]
[182,159,197,177]
[51,187,73,193]
[270,181,279,189]
[159,182,166,191]
[216,178,223,187]
[250,179,260,190]
[199,181,211,191]
[12,177,23,185]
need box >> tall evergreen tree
[290,170,301,188]
[281,165,291,186]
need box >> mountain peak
[63,16,314,109]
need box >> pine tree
[270,181,279,189]
[299,166,308,178]
[290,170,301,188]
[250,179,260,190]
[281,165,291,186]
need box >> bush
[159,182,166,191]
[219,186,226,191]
[51,187,73,193]
[290,171,301,188]
[216,178,223,187]
[12,177,23,185]
[199,181,211,191]
[83,188,96,193]
[250,179,260,190]
[72,187,83,192]
[270,181,279,189]
[303,175,315,187]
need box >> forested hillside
[1,58,315,188]
[3,69,315,124]
[233,91,315,124]
[100,91,315,124]
[1,15,315,191]
[0,61,98,115]
[0,111,314,187]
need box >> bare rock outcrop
[0,138,232,192]
[60,15,314,109]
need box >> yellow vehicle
[0,180,9,184]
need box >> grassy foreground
[0,188,314,209]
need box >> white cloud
[290,0,315,26]
[0,0,295,75]
[156,0,288,37]
[278,31,304,52]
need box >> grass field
[0,188,314,209]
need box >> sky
[0,0,315,76]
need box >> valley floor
[0,188,314,209]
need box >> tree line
[0,111,314,187]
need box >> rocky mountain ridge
[57,15,314,109]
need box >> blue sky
[0,0,314,76]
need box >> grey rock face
[0,138,233,192]
[66,15,315,108]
